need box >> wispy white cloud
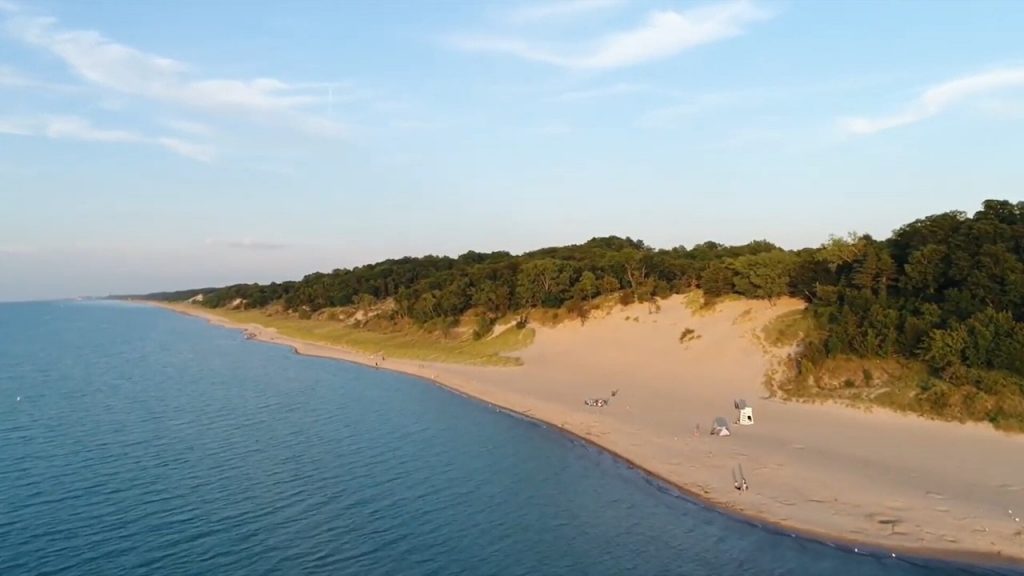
[155,137,216,162]
[160,118,213,136]
[43,115,139,142]
[204,238,290,251]
[840,67,1024,135]
[0,64,77,91]
[0,116,32,135]
[636,92,736,128]
[549,82,648,101]
[0,0,19,14]
[3,11,343,136]
[0,115,214,161]
[450,0,769,70]
[507,0,623,23]
[0,64,31,87]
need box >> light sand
[153,298,1024,567]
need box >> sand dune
[157,297,1024,566]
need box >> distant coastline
[146,299,1024,571]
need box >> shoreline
[148,301,1024,571]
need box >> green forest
[144,200,1024,429]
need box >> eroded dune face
[441,296,1024,563]
[519,296,802,400]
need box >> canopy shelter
[711,416,731,436]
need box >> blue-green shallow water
[0,301,1019,576]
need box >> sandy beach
[152,298,1024,567]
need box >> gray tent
[734,399,748,410]
[711,416,731,436]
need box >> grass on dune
[200,307,534,367]
[761,308,818,348]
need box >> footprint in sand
[933,506,951,513]
[926,491,947,500]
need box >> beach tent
[711,416,731,436]
[734,399,754,425]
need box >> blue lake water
[0,301,1019,575]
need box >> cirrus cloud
[450,1,770,70]
[2,10,343,136]
[0,115,214,161]
[840,67,1024,135]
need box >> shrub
[619,290,636,306]
[679,328,698,344]
[473,316,495,340]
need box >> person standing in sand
[733,465,749,492]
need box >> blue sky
[1,0,1023,300]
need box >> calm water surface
[0,301,1018,575]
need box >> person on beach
[733,465,749,492]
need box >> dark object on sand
[584,398,609,407]
[611,389,619,397]
[711,416,731,436]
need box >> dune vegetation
[185,306,535,367]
